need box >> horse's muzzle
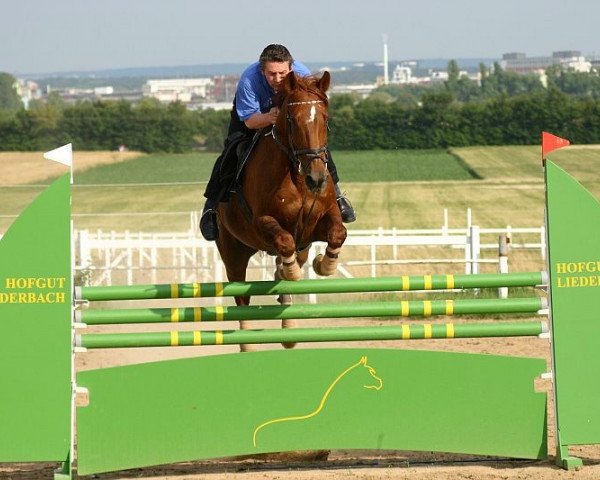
[304,160,329,193]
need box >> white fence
[74,225,546,288]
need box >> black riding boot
[199,198,219,241]
[335,184,356,223]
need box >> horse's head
[275,71,331,194]
[358,356,383,391]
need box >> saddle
[216,130,263,219]
[215,132,254,198]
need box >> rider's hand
[268,107,279,125]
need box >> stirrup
[336,195,356,223]
[200,208,218,241]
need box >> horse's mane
[273,74,329,107]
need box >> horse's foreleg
[235,296,258,353]
[273,265,297,349]
[255,215,302,280]
[312,217,347,277]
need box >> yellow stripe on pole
[401,324,410,339]
[423,301,432,316]
[170,284,178,299]
[215,306,224,321]
[401,276,410,291]
[446,300,454,315]
[401,301,409,316]
[193,282,201,298]
[170,331,179,346]
[424,275,432,290]
[215,283,224,297]
[446,274,455,289]
[446,323,455,338]
[215,331,224,345]
[193,331,201,345]
[171,308,179,322]
[193,307,201,322]
[424,324,432,339]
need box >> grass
[332,149,476,182]
[70,149,474,185]
[73,152,217,184]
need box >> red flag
[542,132,570,159]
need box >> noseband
[270,99,329,172]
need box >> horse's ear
[317,71,331,93]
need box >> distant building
[590,55,600,71]
[391,64,413,84]
[209,75,238,103]
[500,51,591,74]
[15,79,41,109]
[329,83,377,98]
[142,78,213,103]
[94,86,114,96]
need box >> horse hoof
[278,293,292,305]
[282,319,297,349]
[282,264,302,281]
[312,254,324,276]
[240,343,258,353]
[312,253,337,276]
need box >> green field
[1,146,598,235]
[69,149,475,185]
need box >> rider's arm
[244,108,279,129]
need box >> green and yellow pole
[77,271,546,302]
[76,321,547,349]
[78,297,547,325]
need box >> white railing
[74,226,545,290]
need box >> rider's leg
[200,155,224,241]
[327,152,356,223]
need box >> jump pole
[77,271,547,301]
[77,297,547,324]
[75,321,547,349]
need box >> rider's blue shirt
[235,60,311,121]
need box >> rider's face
[262,61,291,90]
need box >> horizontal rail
[77,297,547,325]
[77,271,547,302]
[75,321,548,349]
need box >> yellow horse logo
[253,355,383,446]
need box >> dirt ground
[0,151,143,185]
[3,315,600,480]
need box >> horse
[215,71,347,351]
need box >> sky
[2,0,599,75]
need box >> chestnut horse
[215,71,347,351]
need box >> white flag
[43,143,72,167]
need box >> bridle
[270,98,329,174]
[269,96,329,249]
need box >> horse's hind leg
[216,229,257,352]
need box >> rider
[199,44,356,241]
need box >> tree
[0,73,23,112]
[445,60,460,94]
